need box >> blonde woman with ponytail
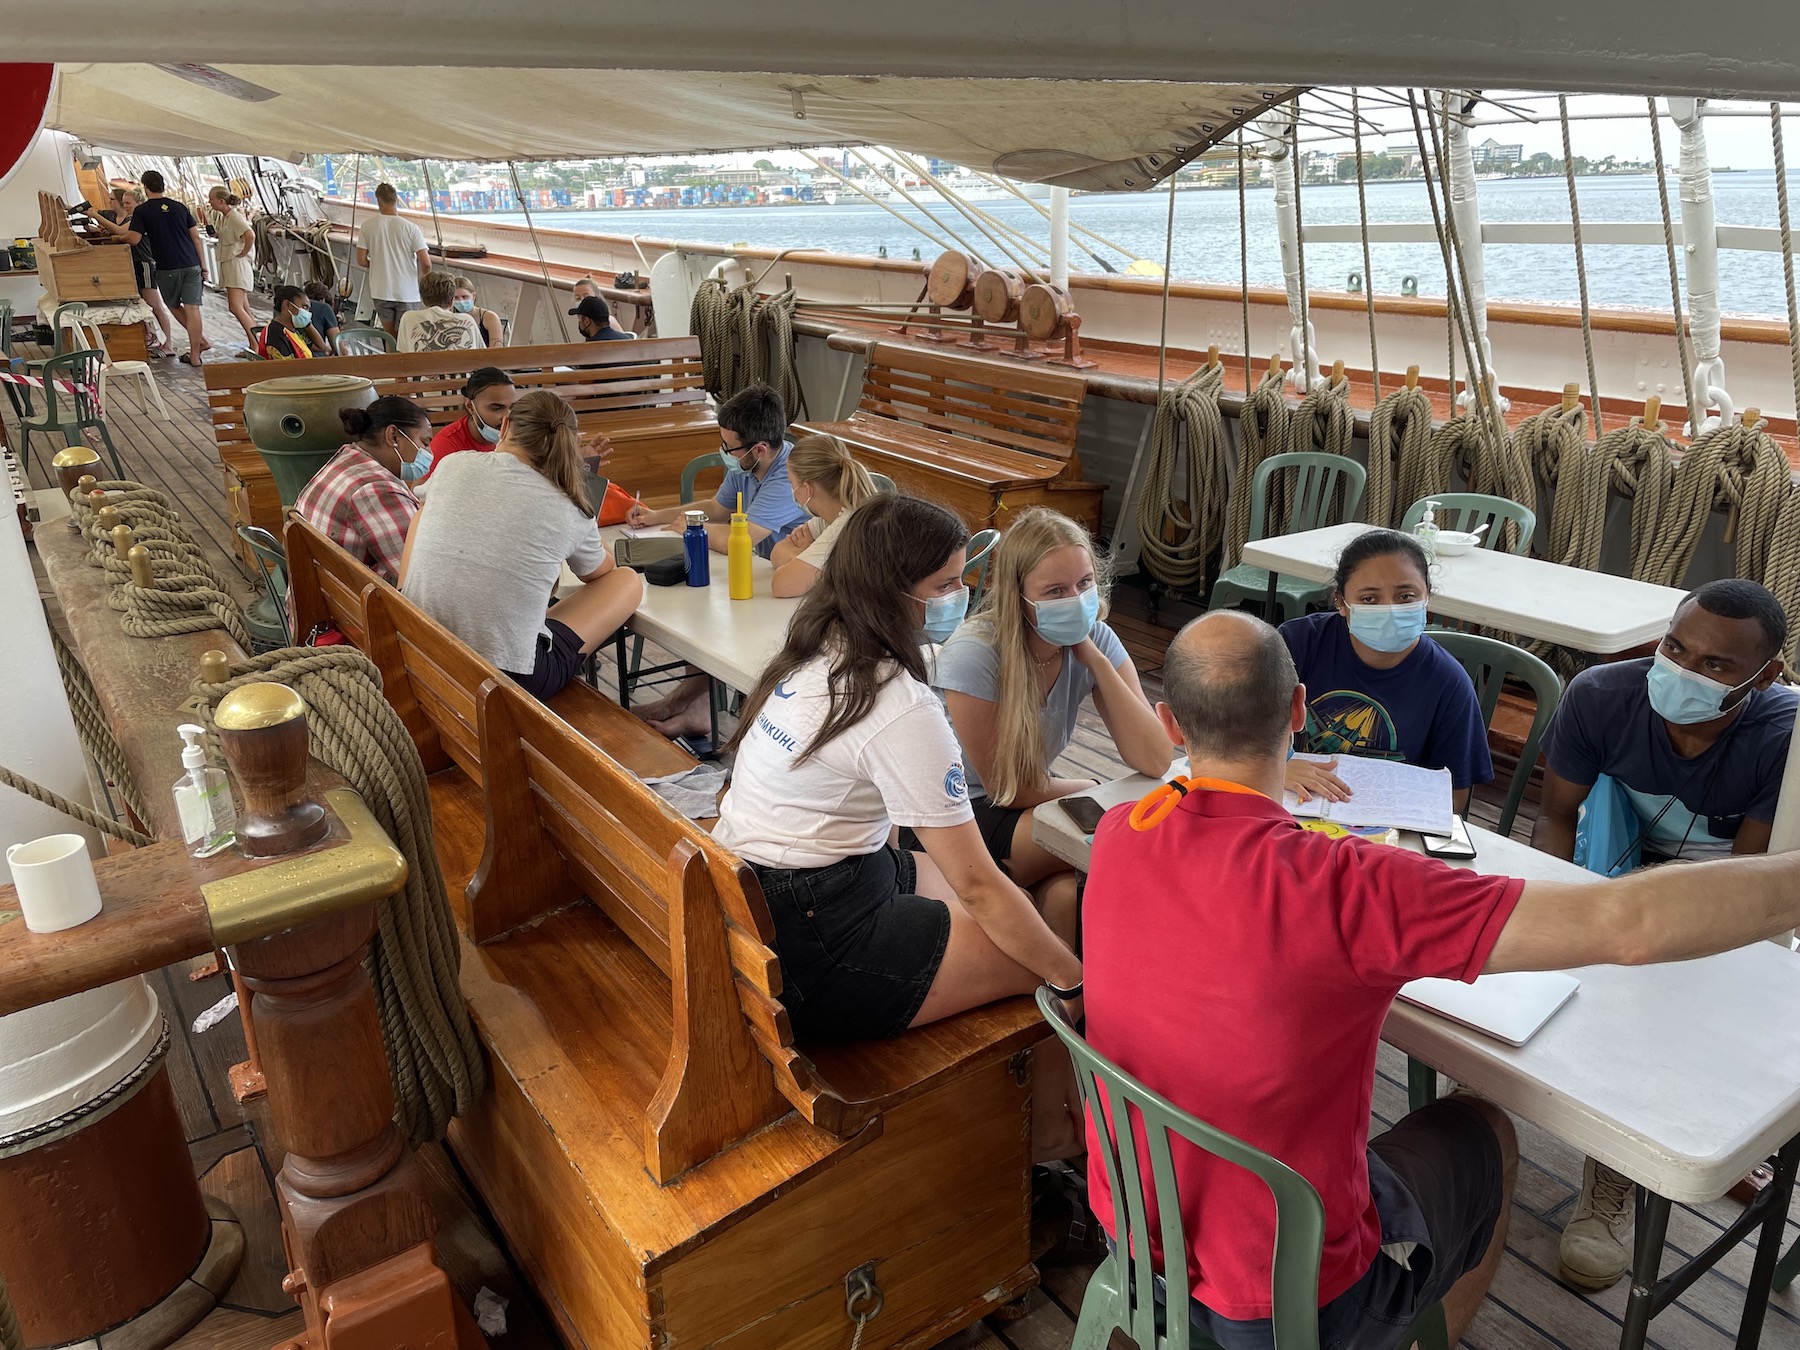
[933,509,1171,929]
[769,433,880,596]
[400,389,644,701]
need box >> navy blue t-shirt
[1541,657,1796,853]
[1280,611,1493,789]
[128,197,201,270]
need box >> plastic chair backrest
[1037,989,1327,1350]
[965,528,1001,607]
[336,325,397,356]
[871,471,897,495]
[37,350,106,425]
[237,525,292,645]
[1425,629,1562,836]
[49,301,89,356]
[680,451,725,504]
[1247,452,1368,545]
[1400,494,1536,556]
[0,299,13,359]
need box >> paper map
[1283,754,1455,835]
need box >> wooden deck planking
[12,291,1800,1350]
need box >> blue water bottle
[683,510,710,587]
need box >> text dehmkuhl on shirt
[1083,789,1521,1321]
[713,652,974,869]
[402,452,607,673]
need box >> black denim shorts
[751,845,951,1041]
[897,793,1025,866]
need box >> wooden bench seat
[206,340,717,570]
[800,341,1104,531]
[283,512,1052,1349]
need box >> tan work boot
[1560,1159,1635,1290]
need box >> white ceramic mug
[5,833,104,934]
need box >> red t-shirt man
[423,412,492,480]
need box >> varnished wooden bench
[207,340,716,568]
[800,340,1104,531]
[283,514,1053,1348]
[456,677,1047,1348]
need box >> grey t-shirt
[402,451,608,673]
[932,616,1129,798]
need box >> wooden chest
[43,244,138,304]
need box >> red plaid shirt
[293,445,419,583]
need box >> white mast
[1444,97,1508,411]
[1048,186,1070,289]
[1259,106,1320,390]
[1669,97,1733,432]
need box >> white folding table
[1034,768,1800,1350]
[1239,522,1690,654]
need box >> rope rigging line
[1647,100,1701,435]
[797,153,958,258]
[1560,97,1606,435]
[846,149,999,270]
[47,609,150,825]
[1773,105,1800,432]
[1289,111,1315,388]
[691,278,803,414]
[886,150,1048,278]
[1409,93,1470,418]
[1351,89,1382,403]
[1517,401,1590,563]
[506,162,570,343]
[1766,104,1800,668]
[1156,176,1177,393]
[0,764,152,847]
[1136,362,1231,591]
[1367,381,1436,528]
[1239,133,1253,397]
[1223,367,1291,571]
[1640,416,1790,590]
[187,647,486,1146]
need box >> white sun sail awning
[46,65,1294,191]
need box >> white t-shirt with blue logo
[714,650,974,869]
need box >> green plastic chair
[1423,629,1562,839]
[1209,452,1368,624]
[19,349,124,479]
[237,525,292,650]
[335,325,397,356]
[0,298,27,426]
[965,527,1001,607]
[679,450,727,504]
[1037,990,1449,1350]
[1399,494,1535,556]
[871,471,897,495]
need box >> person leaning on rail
[1081,609,1800,1350]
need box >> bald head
[1162,611,1298,763]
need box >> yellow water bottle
[728,492,754,600]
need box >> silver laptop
[1398,971,1580,1047]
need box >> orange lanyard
[1128,775,1272,831]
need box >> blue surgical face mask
[1346,601,1428,654]
[719,443,755,473]
[291,307,312,328]
[913,585,969,644]
[471,407,502,445]
[1029,587,1100,646]
[396,432,432,483]
[452,298,475,313]
[1645,650,1763,725]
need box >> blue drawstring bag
[1573,773,1641,877]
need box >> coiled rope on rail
[1553,415,1675,580]
[1766,489,1800,670]
[72,480,251,646]
[690,277,802,414]
[1223,370,1291,570]
[187,647,485,1146]
[1136,361,1231,590]
[1640,417,1789,590]
[0,764,152,847]
[1366,383,1435,529]
[691,277,737,400]
[1517,403,1588,556]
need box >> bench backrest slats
[855,341,1086,463]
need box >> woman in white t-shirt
[715,494,1083,1068]
[932,509,1170,940]
[767,433,878,597]
[399,390,643,701]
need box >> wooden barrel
[1018,283,1073,342]
[973,269,1024,325]
[925,251,981,310]
[243,374,376,509]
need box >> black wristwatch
[1045,978,1083,1001]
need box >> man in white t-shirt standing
[355,183,431,336]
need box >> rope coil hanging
[1136,361,1231,591]
[1367,381,1436,529]
[1556,415,1675,580]
[1223,368,1291,570]
[1766,489,1800,670]
[1641,417,1790,589]
[187,647,485,1146]
[690,277,802,413]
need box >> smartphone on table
[1058,795,1107,836]
[1421,815,1478,860]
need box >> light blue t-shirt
[932,616,1129,798]
[715,440,808,559]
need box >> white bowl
[1433,530,1480,556]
